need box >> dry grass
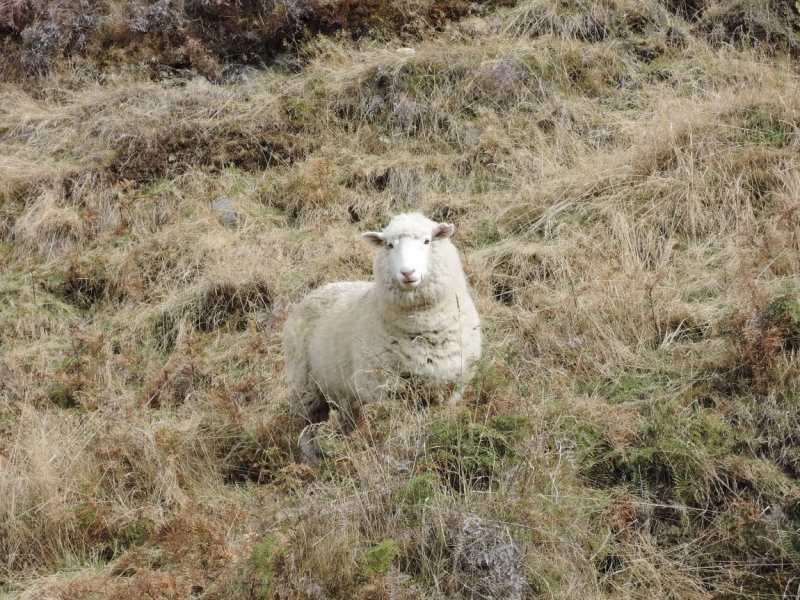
[2,0,800,597]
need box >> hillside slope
[2,0,800,598]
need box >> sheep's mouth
[399,277,421,289]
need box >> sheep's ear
[362,232,385,246]
[434,223,455,239]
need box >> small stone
[396,47,415,56]
[230,65,265,84]
[374,64,389,86]
[303,582,328,600]
[210,196,240,228]
[566,335,588,350]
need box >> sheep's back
[286,282,372,397]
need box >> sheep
[283,212,481,462]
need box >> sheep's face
[362,214,455,292]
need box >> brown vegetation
[2,0,800,597]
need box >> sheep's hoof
[447,390,463,407]
[299,423,324,466]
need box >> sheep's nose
[401,268,416,277]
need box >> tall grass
[1,0,800,596]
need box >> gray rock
[302,581,329,600]
[210,196,240,228]
[566,335,588,350]
[231,65,266,84]
[444,512,528,600]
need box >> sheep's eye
[424,239,431,245]
[386,243,394,249]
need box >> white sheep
[283,212,481,461]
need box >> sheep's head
[362,213,454,292]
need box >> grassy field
[1,0,800,597]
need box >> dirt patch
[153,279,272,353]
[111,121,313,181]
[0,0,511,81]
[697,0,800,55]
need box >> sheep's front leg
[299,423,324,465]
[335,404,360,435]
[447,365,477,407]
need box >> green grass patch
[429,413,525,492]
[578,375,657,403]
[739,105,793,148]
[220,428,289,485]
[469,359,514,403]
[46,381,81,410]
[577,399,738,505]
[465,218,501,248]
[392,473,439,513]
[73,502,154,560]
[762,289,800,350]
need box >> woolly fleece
[283,213,482,430]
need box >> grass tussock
[2,0,800,597]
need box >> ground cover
[1,0,800,597]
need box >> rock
[442,512,528,600]
[210,196,240,228]
[302,581,329,600]
[224,64,267,85]
[566,335,588,350]
[374,64,388,79]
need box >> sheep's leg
[333,398,360,435]
[298,423,323,465]
[297,399,361,465]
[447,365,477,407]
[337,368,382,432]
[290,379,329,465]
[289,374,329,424]
[303,391,330,423]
